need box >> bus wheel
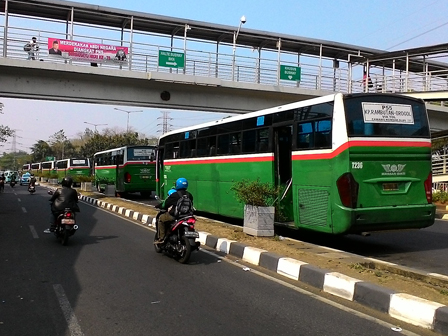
[140,191,152,198]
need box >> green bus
[41,160,56,177]
[156,93,435,234]
[93,145,157,197]
[30,162,41,174]
[56,158,91,184]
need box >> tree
[49,130,68,160]
[0,102,13,143]
[0,151,30,170]
[30,140,53,162]
[80,130,151,158]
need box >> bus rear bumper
[336,204,435,234]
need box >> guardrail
[1,19,448,98]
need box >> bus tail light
[124,172,131,183]
[337,172,359,208]
[424,172,432,204]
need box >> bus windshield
[344,95,430,138]
[127,147,156,161]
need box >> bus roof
[93,145,156,156]
[159,93,340,140]
[159,92,425,140]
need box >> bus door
[273,126,294,221]
[155,147,164,197]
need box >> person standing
[27,37,39,60]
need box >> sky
[1,0,448,153]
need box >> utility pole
[10,129,22,170]
[157,111,173,134]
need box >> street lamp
[114,108,143,132]
[84,121,108,132]
[232,15,246,81]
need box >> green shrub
[73,175,94,183]
[231,179,278,207]
[433,190,448,203]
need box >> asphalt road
[128,191,448,276]
[0,185,428,336]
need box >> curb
[79,194,448,335]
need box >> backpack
[24,43,32,52]
[173,191,193,218]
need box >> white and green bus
[41,160,56,177]
[56,158,91,184]
[156,93,435,234]
[93,145,157,197]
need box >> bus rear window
[127,147,155,161]
[70,159,87,166]
[344,95,430,138]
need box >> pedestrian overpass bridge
[2,0,448,180]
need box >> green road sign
[46,156,55,161]
[158,50,185,68]
[280,65,301,81]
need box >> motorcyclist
[0,173,5,192]
[44,176,80,233]
[154,178,194,243]
[28,174,37,191]
[10,173,16,187]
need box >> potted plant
[231,179,278,237]
[49,172,58,185]
[77,175,94,191]
[42,171,50,182]
[96,177,115,196]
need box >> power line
[386,20,448,50]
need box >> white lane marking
[21,207,27,213]
[17,198,21,202]
[53,284,84,336]
[29,225,39,238]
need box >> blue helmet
[167,188,176,196]
[175,177,188,190]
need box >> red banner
[47,38,128,64]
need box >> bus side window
[297,122,312,149]
[242,129,256,153]
[217,134,230,155]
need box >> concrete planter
[81,182,92,191]
[49,178,58,185]
[243,204,275,237]
[104,184,116,197]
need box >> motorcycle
[53,208,78,246]
[154,212,200,264]
[28,185,36,194]
[10,180,16,187]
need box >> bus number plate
[141,175,149,179]
[383,183,399,191]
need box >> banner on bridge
[47,38,128,65]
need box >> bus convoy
[18,146,157,197]
[13,93,435,235]
[155,93,435,234]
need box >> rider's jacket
[49,186,80,212]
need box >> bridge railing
[1,20,448,98]
[433,153,448,176]
[0,22,351,91]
